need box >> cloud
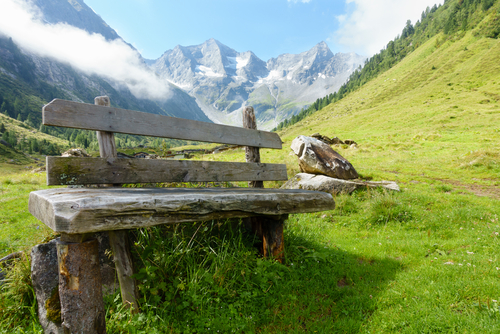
[333,0,444,56]
[0,0,171,101]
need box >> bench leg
[57,236,106,334]
[108,230,139,313]
[261,215,288,263]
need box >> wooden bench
[28,96,335,333]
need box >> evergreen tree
[0,123,5,133]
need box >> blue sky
[84,0,443,61]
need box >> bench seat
[29,187,335,234]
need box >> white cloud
[333,0,444,56]
[0,0,172,101]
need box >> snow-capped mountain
[152,39,366,129]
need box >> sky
[85,0,444,60]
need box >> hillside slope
[272,28,500,196]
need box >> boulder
[331,137,344,145]
[31,234,117,333]
[281,173,400,195]
[344,139,357,146]
[61,148,90,157]
[31,240,64,334]
[311,133,333,145]
[291,135,359,180]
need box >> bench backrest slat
[46,157,288,185]
[43,99,282,149]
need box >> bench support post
[262,215,288,261]
[243,106,285,262]
[95,96,139,313]
[57,235,106,333]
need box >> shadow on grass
[258,233,402,333]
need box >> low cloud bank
[0,0,171,100]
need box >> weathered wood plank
[29,188,335,234]
[46,157,288,185]
[43,99,282,149]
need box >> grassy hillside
[274,30,500,194]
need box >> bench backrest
[43,97,288,186]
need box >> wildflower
[495,232,499,236]
[467,251,474,255]
[444,262,454,265]
[467,263,471,266]
[458,263,463,266]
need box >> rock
[61,148,90,157]
[31,234,117,333]
[0,139,12,148]
[310,133,333,145]
[331,137,344,145]
[31,166,46,173]
[31,240,64,334]
[281,173,400,195]
[344,139,357,145]
[291,135,359,180]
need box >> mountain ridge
[152,38,366,129]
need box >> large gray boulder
[31,240,64,334]
[281,173,400,195]
[291,136,359,180]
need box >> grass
[0,23,500,334]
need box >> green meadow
[1,7,500,334]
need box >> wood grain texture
[29,187,335,234]
[243,106,263,188]
[43,99,282,149]
[108,230,139,313]
[57,239,106,334]
[46,157,288,185]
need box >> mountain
[152,39,366,129]
[0,0,211,133]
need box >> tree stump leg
[57,236,106,334]
[261,215,288,263]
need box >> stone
[281,173,400,195]
[31,239,63,334]
[291,135,359,180]
[331,137,344,145]
[310,133,333,145]
[61,148,91,157]
[31,235,117,333]
[344,139,357,145]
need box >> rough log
[57,238,106,334]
